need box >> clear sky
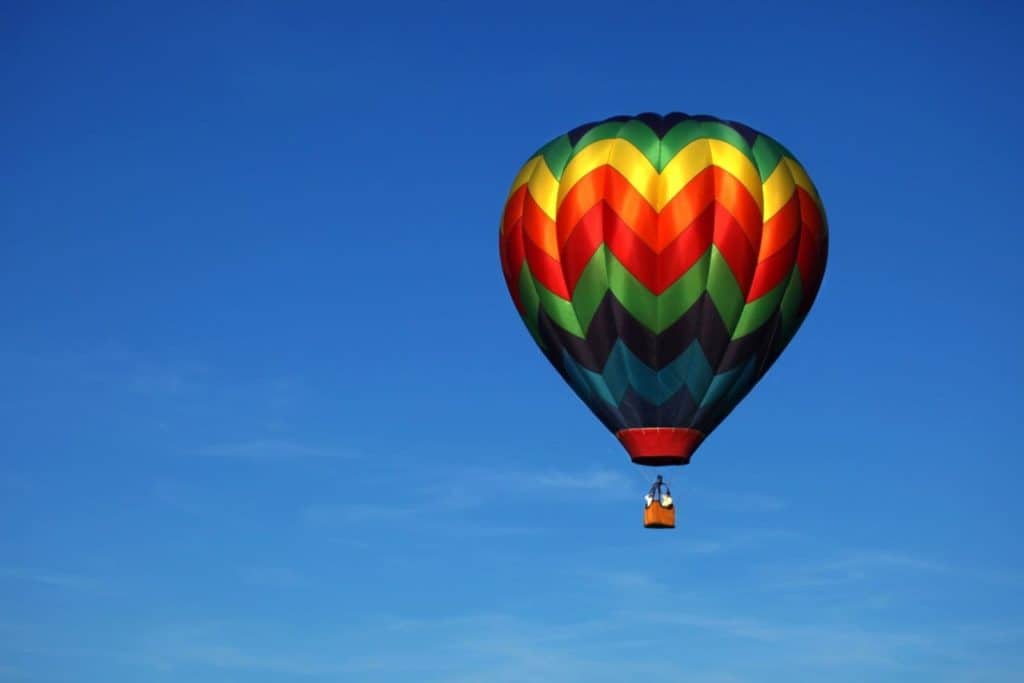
[3,2,1023,681]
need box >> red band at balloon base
[616,428,705,466]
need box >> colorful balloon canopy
[498,112,829,466]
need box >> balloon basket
[643,501,675,529]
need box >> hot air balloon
[497,112,828,526]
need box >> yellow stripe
[609,139,661,212]
[782,156,824,211]
[513,138,796,253]
[557,139,648,207]
[526,158,559,223]
[548,138,763,216]
[524,156,561,260]
[762,161,797,221]
[660,139,762,212]
[507,156,541,197]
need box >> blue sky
[2,1,1023,681]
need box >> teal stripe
[698,357,757,409]
[560,340,715,408]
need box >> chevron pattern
[499,112,829,460]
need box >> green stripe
[731,278,788,340]
[705,246,745,334]
[610,248,709,334]
[520,246,758,341]
[536,280,585,338]
[552,119,797,181]
[537,135,574,181]
[561,120,661,172]
[616,120,662,168]
[751,135,787,182]
[777,268,804,341]
[571,248,608,333]
[651,252,710,333]
[660,121,756,171]
[517,262,543,347]
[562,247,711,335]
[516,264,548,348]
[522,246,743,337]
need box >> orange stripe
[757,194,800,262]
[521,191,560,264]
[657,167,763,253]
[523,228,570,299]
[710,169,762,252]
[652,203,715,293]
[557,167,657,250]
[555,164,763,255]
[797,186,825,238]
[655,168,715,252]
[501,185,527,236]
[748,234,799,301]
[795,189,828,316]
[560,202,605,294]
[499,216,526,312]
[711,203,757,293]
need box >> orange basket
[644,500,675,529]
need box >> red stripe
[705,167,762,252]
[560,202,605,294]
[499,216,526,312]
[605,201,716,295]
[521,192,570,299]
[711,203,757,294]
[604,203,659,291]
[758,194,801,261]
[657,168,714,252]
[795,217,824,294]
[559,199,718,296]
[794,191,828,316]
[796,187,824,235]
[797,235,826,317]
[523,232,570,299]
[657,167,761,254]
[747,233,799,301]
[652,202,715,293]
[502,185,527,232]
[558,166,658,250]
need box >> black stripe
[535,292,782,375]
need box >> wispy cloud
[420,465,636,505]
[196,439,357,460]
[652,611,942,670]
[0,568,96,591]
[299,465,634,532]
[131,608,1024,683]
[302,502,417,525]
[675,528,804,556]
[586,569,665,593]
[145,622,351,676]
[300,500,547,542]
[138,614,655,682]
[772,549,945,588]
[523,468,634,493]
[683,484,788,513]
[768,548,1024,590]
[238,567,304,588]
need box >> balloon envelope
[498,112,829,465]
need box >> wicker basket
[644,500,675,529]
